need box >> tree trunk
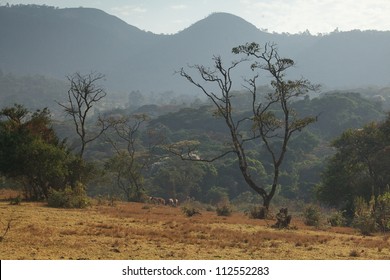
[263,195,271,211]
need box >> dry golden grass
[0,200,389,260]
[0,189,23,201]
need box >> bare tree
[103,114,162,202]
[174,42,319,216]
[58,72,109,158]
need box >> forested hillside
[1,4,390,96]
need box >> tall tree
[318,114,390,215]
[175,42,318,215]
[58,72,109,158]
[104,114,160,201]
[0,104,72,200]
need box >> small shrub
[349,249,361,258]
[303,204,322,227]
[248,206,269,219]
[353,213,376,235]
[47,183,90,209]
[352,196,376,235]
[47,188,68,207]
[375,192,390,232]
[216,203,233,216]
[181,205,201,217]
[9,195,22,205]
[328,210,347,227]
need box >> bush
[328,210,347,227]
[247,206,269,219]
[351,194,390,234]
[216,203,233,216]
[352,196,376,235]
[9,195,22,205]
[47,183,90,208]
[375,192,390,232]
[181,205,201,217]
[353,213,376,235]
[349,249,361,258]
[303,204,322,227]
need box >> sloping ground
[0,201,389,260]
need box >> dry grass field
[1,191,389,260]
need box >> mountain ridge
[0,5,389,96]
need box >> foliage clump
[0,104,92,201]
[376,192,390,232]
[216,203,233,216]
[9,195,22,205]
[327,210,347,227]
[303,204,322,227]
[318,115,390,218]
[352,193,390,235]
[181,204,201,217]
[247,206,269,219]
[352,196,377,235]
[47,183,90,209]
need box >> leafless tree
[58,72,109,158]
[173,42,319,216]
[103,114,163,202]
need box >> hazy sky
[4,0,390,34]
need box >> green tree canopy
[0,104,80,200]
[318,113,390,215]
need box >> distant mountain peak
[0,5,389,93]
[178,12,261,35]
[206,11,251,21]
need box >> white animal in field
[168,198,179,207]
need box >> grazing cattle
[149,196,166,205]
[168,198,179,207]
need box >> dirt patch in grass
[0,201,389,260]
